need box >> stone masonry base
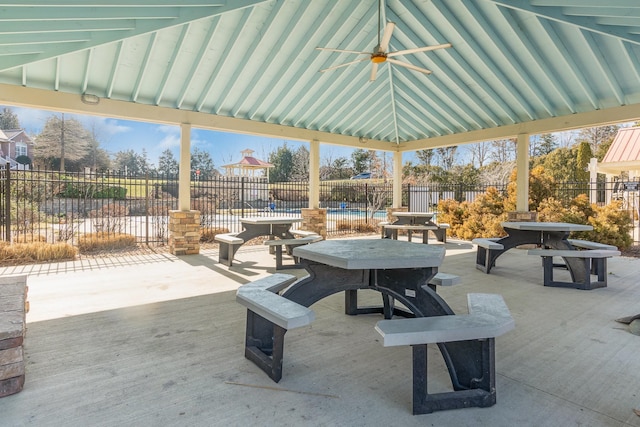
[301,208,327,239]
[169,210,200,255]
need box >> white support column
[179,123,191,211]
[588,157,598,204]
[606,174,615,205]
[309,139,320,209]
[393,151,403,208]
[516,133,530,212]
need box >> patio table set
[229,215,619,414]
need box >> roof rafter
[0,1,269,72]
[488,0,640,45]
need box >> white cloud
[156,133,181,151]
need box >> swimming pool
[275,208,387,220]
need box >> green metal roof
[2,0,640,152]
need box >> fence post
[4,164,10,242]
[145,172,149,245]
[365,183,369,223]
[241,177,245,217]
[406,183,411,209]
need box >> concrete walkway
[1,238,640,426]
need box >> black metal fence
[1,166,638,245]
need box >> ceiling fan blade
[387,58,432,75]
[369,63,379,82]
[387,43,452,58]
[320,57,370,73]
[316,47,371,55]
[379,22,395,52]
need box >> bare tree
[490,138,517,163]
[291,145,310,181]
[415,149,435,166]
[436,146,457,170]
[468,141,491,167]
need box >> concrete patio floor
[1,237,640,426]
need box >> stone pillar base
[507,211,538,222]
[301,208,327,239]
[169,210,200,255]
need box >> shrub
[335,219,379,233]
[352,220,379,233]
[89,204,129,233]
[58,182,127,199]
[0,241,76,265]
[15,155,32,166]
[13,233,47,243]
[584,201,633,249]
[439,187,508,240]
[77,232,137,253]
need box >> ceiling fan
[316,0,451,81]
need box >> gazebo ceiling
[2,0,640,152]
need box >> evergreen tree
[0,107,20,129]
[35,114,91,171]
[351,149,375,174]
[268,144,294,182]
[158,149,179,176]
[113,149,143,175]
[576,141,593,182]
[190,147,216,179]
[536,133,558,156]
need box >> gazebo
[221,149,273,179]
[2,1,640,253]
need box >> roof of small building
[222,149,273,169]
[599,127,640,174]
[0,129,32,143]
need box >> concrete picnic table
[236,216,302,242]
[271,239,504,413]
[287,238,446,318]
[382,211,440,242]
[475,221,593,280]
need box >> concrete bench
[528,248,620,290]
[566,240,618,276]
[567,239,617,251]
[472,238,504,250]
[472,238,504,273]
[433,223,450,243]
[382,224,438,243]
[236,274,314,382]
[263,235,322,269]
[0,275,28,398]
[428,272,461,288]
[215,233,244,267]
[375,293,514,414]
[290,229,319,238]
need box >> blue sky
[8,105,412,169]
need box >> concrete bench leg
[345,290,413,319]
[412,339,496,414]
[218,242,241,267]
[433,228,446,243]
[540,256,607,290]
[475,247,494,273]
[243,310,287,383]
